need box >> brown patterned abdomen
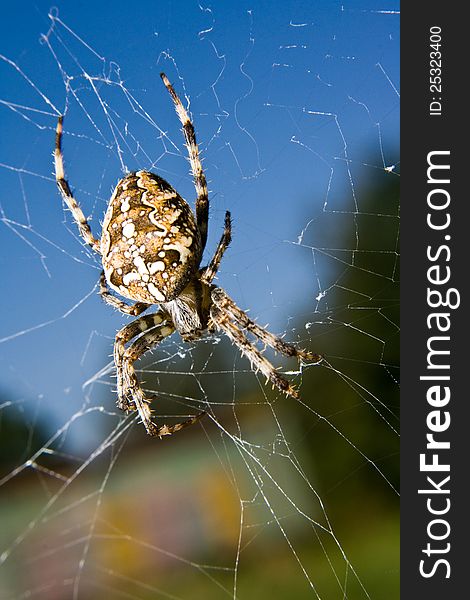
[101,170,202,304]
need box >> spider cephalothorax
[54,72,322,437]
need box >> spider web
[0,2,399,599]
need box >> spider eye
[101,170,201,304]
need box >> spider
[54,72,322,437]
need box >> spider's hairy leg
[114,312,168,413]
[210,304,300,399]
[122,324,206,437]
[201,211,232,284]
[99,271,150,316]
[160,73,209,252]
[54,116,101,253]
[115,312,205,437]
[211,288,323,364]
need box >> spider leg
[160,73,209,252]
[99,271,150,316]
[54,117,101,253]
[211,288,323,364]
[114,312,168,414]
[210,304,300,399]
[201,211,232,284]
[115,312,205,437]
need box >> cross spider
[54,72,322,437]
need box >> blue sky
[0,1,399,448]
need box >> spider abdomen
[101,170,202,304]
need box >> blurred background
[0,1,399,598]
